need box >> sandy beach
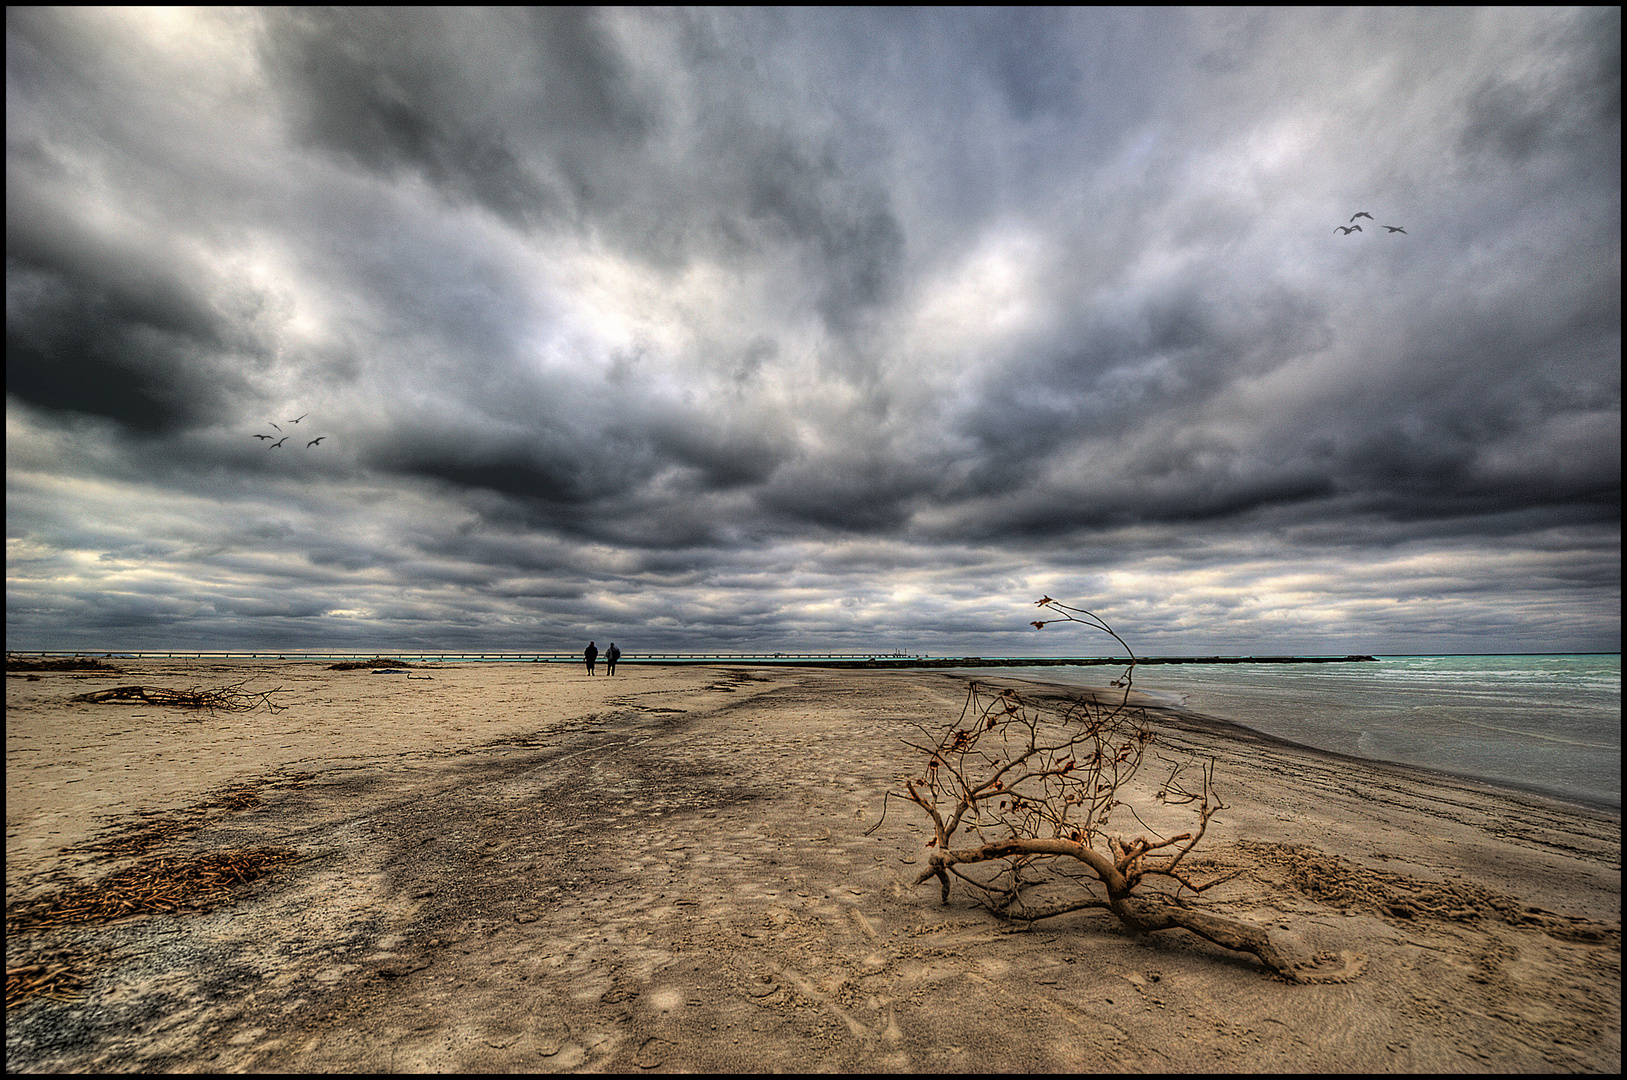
[6,658,1620,1072]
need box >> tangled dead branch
[894,597,1362,983]
[70,680,288,716]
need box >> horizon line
[7,649,1619,661]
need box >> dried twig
[70,680,288,716]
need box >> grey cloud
[407,453,586,506]
[643,416,791,491]
[259,8,576,229]
[1457,8,1620,168]
[5,182,245,432]
[5,8,1618,655]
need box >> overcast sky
[6,7,1620,657]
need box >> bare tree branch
[893,599,1364,983]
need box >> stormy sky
[6,7,1620,656]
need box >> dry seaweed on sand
[6,948,97,1009]
[64,780,311,862]
[69,680,289,715]
[6,848,303,1010]
[5,848,303,938]
[327,657,419,670]
[8,655,122,673]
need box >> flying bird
[252,433,273,440]
[268,437,288,449]
[306,437,324,448]
[269,422,281,432]
[1335,225,1361,235]
[1350,212,1373,221]
[289,413,308,424]
[1382,225,1407,233]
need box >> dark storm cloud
[5,7,1619,654]
[6,157,243,432]
[257,8,593,230]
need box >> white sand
[6,659,1620,1072]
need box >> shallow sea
[963,654,1621,812]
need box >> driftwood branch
[70,681,288,716]
[894,599,1363,983]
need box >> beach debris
[6,950,95,1009]
[8,774,315,1012]
[69,680,289,716]
[7,655,122,673]
[64,776,313,862]
[327,657,419,670]
[6,848,302,939]
[890,597,1362,984]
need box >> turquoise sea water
[963,655,1621,812]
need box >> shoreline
[990,670,1624,818]
[7,660,1620,1071]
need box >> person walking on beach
[605,642,620,676]
[584,641,598,675]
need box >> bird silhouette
[268,437,288,449]
[306,437,325,448]
[1350,212,1373,221]
[252,433,273,440]
[1382,225,1406,233]
[1335,225,1361,235]
[269,422,282,432]
[289,414,308,424]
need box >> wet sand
[5,659,1620,1072]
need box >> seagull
[306,437,324,448]
[269,422,282,432]
[1350,212,1373,221]
[268,437,288,449]
[1335,225,1361,235]
[252,433,273,440]
[1382,225,1407,233]
[289,414,308,424]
